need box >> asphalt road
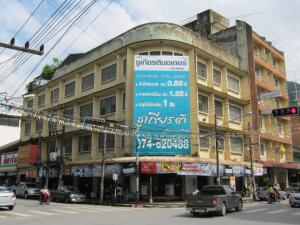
[0,199,299,225]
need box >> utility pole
[135,129,140,204]
[99,128,107,204]
[0,40,44,55]
[248,123,256,201]
[215,114,220,185]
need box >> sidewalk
[86,196,254,208]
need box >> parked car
[12,182,40,199]
[289,188,300,207]
[51,186,86,203]
[186,185,243,216]
[256,187,287,200]
[285,187,300,198]
[0,186,16,210]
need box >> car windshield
[65,186,79,192]
[26,183,37,188]
[0,187,9,192]
[201,186,226,195]
[294,188,300,193]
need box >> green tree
[41,58,61,80]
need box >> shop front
[17,144,40,183]
[0,151,18,186]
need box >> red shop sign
[141,162,157,174]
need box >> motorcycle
[39,192,51,205]
[267,192,280,204]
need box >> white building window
[215,99,223,117]
[255,67,260,79]
[81,73,94,91]
[98,133,115,149]
[227,74,240,93]
[80,103,93,121]
[260,143,265,156]
[230,136,243,153]
[50,88,59,104]
[65,81,75,97]
[229,104,242,123]
[78,135,91,153]
[217,134,224,150]
[38,94,45,108]
[213,67,221,85]
[200,129,210,149]
[101,64,117,83]
[35,120,43,133]
[197,61,207,80]
[100,96,116,115]
[24,122,31,136]
[198,94,209,113]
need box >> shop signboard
[71,165,93,177]
[140,162,158,174]
[161,162,181,173]
[177,163,225,176]
[133,55,191,155]
[92,164,122,177]
[225,168,233,176]
[232,166,245,176]
[0,152,18,165]
[122,167,135,176]
[18,146,28,167]
[254,167,263,176]
[245,169,251,175]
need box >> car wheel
[64,197,69,203]
[24,192,28,199]
[191,211,199,216]
[235,200,243,211]
[291,203,295,208]
[8,206,14,210]
[219,203,226,216]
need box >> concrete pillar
[58,80,64,104]
[125,47,134,155]
[221,66,228,93]
[187,48,199,156]
[74,103,80,123]
[207,59,213,88]
[94,64,101,90]
[117,54,123,83]
[73,176,79,187]
[75,72,81,98]
[72,135,78,161]
[91,132,98,160]
[45,87,50,108]
[91,177,99,199]
[115,88,123,157]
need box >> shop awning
[0,165,17,173]
[64,156,263,168]
[258,160,299,169]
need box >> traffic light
[272,107,299,117]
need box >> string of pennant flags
[0,102,246,141]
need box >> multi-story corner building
[19,9,279,201]
[287,81,300,183]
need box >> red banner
[141,162,157,174]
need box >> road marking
[267,209,289,214]
[244,208,268,213]
[50,209,77,214]
[0,215,8,219]
[62,207,98,213]
[292,212,300,216]
[10,212,32,217]
[28,210,55,215]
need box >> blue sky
[0,0,300,99]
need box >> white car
[289,188,300,207]
[0,186,16,210]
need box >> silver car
[0,186,16,210]
[289,188,300,207]
[256,187,287,200]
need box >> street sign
[112,173,118,181]
[258,91,281,100]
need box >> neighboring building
[287,81,300,183]
[0,140,19,186]
[184,9,294,189]
[22,9,293,201]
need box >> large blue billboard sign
[133,55,191,155]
